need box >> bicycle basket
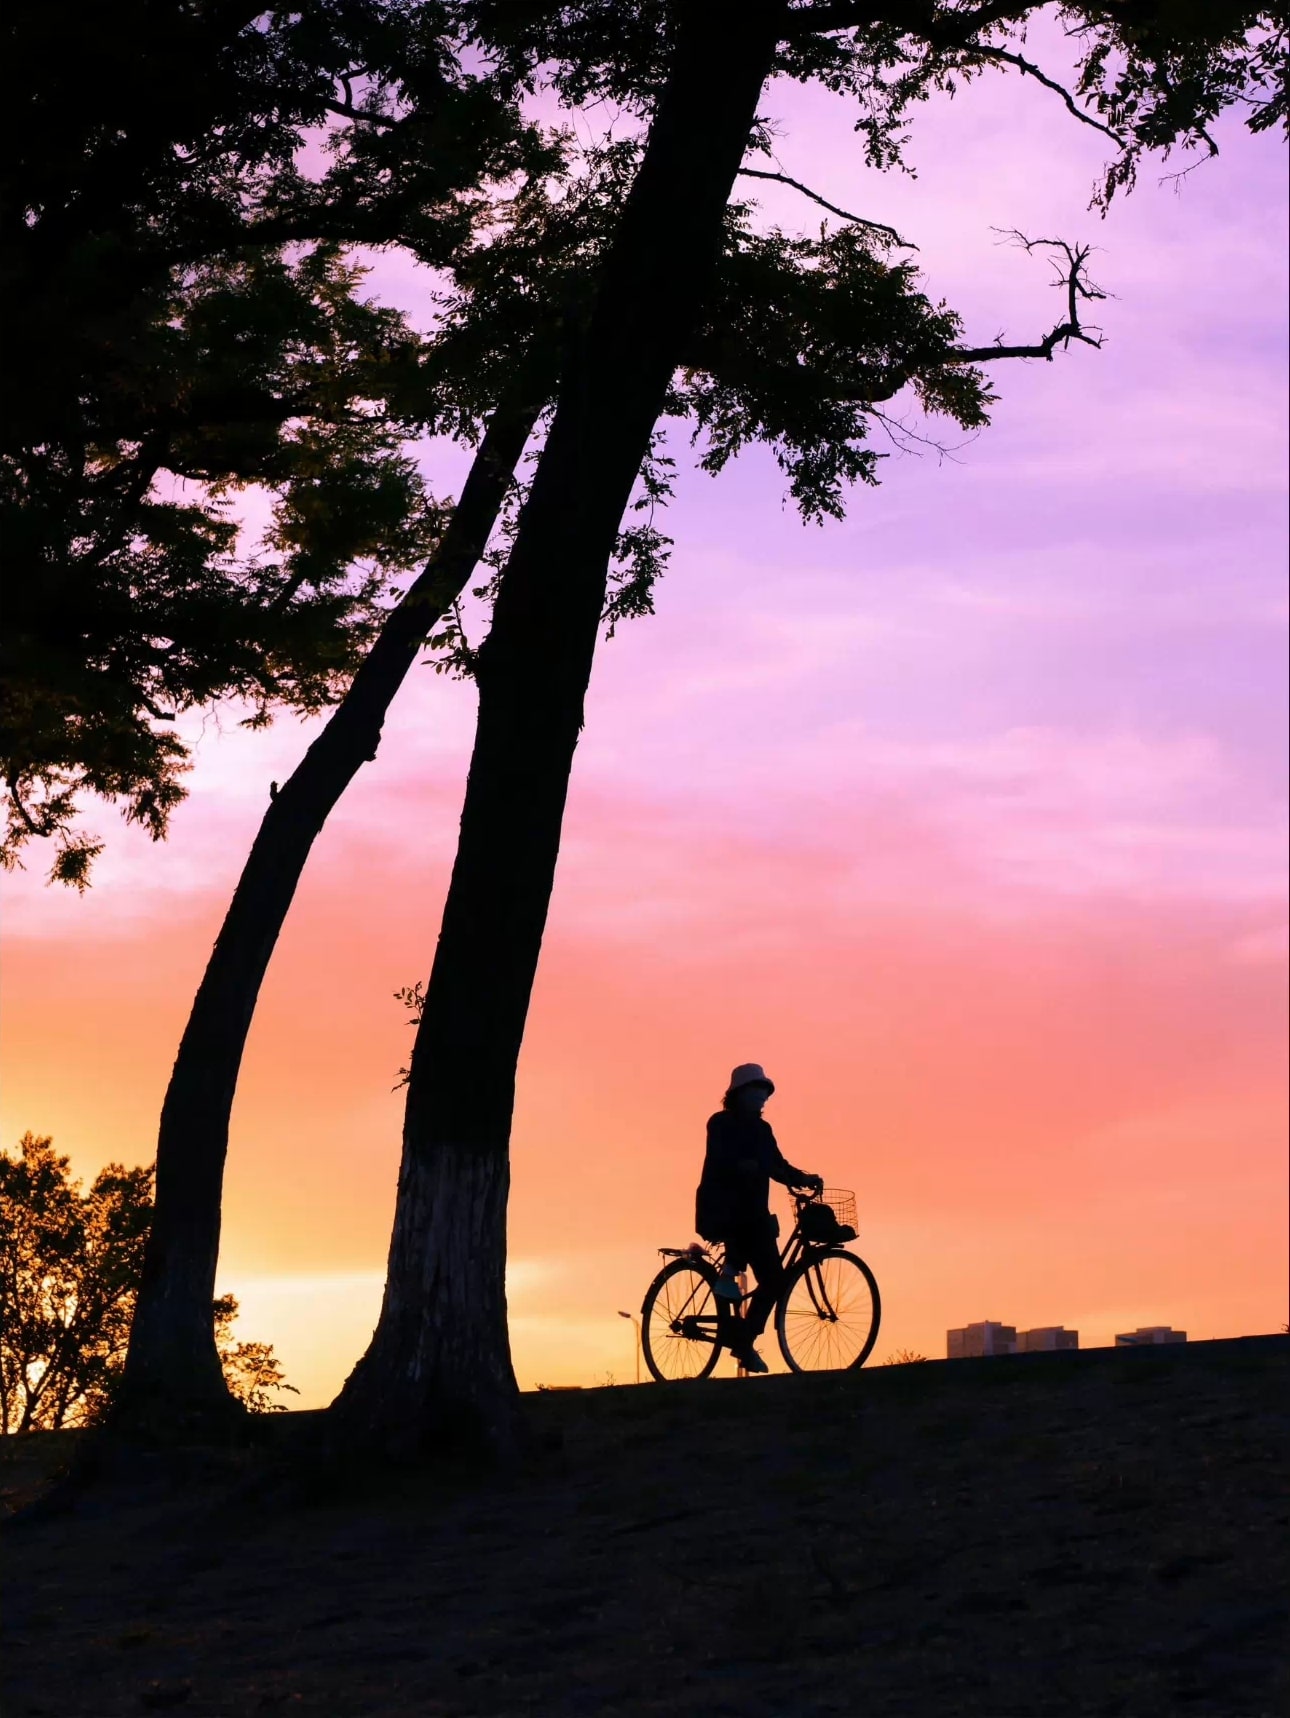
[799,1189,858,1243]
[821,1189,857,1230]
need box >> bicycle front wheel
[641,1259,724,1382]
[776,1249,881,1373]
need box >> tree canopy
[0,1132,293,1432]
[8,3,1283,885]
[0,0,550,884]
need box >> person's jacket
[694,1110,810,1240]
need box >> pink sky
[3,49,1286,1400]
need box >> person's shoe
[735,1344,769,1374]
[712,1272,742,1302]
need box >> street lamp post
[617,1310,642,1384]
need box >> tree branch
[264,567,316,617]
[781,1,1032,45]
[5,780,56,840]
[968,45,1125,145]
[705,230,1108,408]
[322,97,400,130]
[737,167,913,245]
[950,232,1107,362]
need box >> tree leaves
[1,1134,153,1432]
[0,0,544,882]
[0,1135,295,1429]
[7,3,1282,879]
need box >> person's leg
[714,1238,744,1300]
[739,1222,784,1343]
[717,1232,756,1359]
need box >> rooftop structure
[1017,1326,1079,1352]
[1115,1326,1187,1346]
[947,1321,1017,1359]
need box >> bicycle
[639,1187,882,1381]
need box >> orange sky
[3,755,1284,1400]
[3,69,1286,1404]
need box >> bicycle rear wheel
[776,1249,881,1373]
[641,1259,724,1382]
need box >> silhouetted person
[695,1063,822,1374]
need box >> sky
[3,38,1286,1402]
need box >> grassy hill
[2,1335,1286,1716]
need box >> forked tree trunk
[333,2,787,1456]
[118,395,540,1426]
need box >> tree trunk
[333,2,786,1455]
[117,394,539,1427]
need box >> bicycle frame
[651,1194,848,1352]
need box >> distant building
[947,1321,1017,1359]
[1115,1326,1186,1346]
[1017,1326,1079,1352]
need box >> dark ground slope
[2,1336,1287,1718]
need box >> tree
[118,140,661,1420]
[119,385,543,1422]
[329,1,1285,1454]
[0,1133,292,1432]
[96,1,1281,1440]
[121,130,1022,1422]
[1,0,547,884]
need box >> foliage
[679,214,992,521]
[213,1294,299,1415]
[403,1,1284,683]
[412,137,1004,671]
[3,246,450,887]
[9,4,1281,881]
[0,1134,293,1430]
[462,0,1286,205]
[885,1348,930,1365]
[392,979,427,1088]
[1,0,551,884]
[0,1134,151,1433]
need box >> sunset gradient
[3,62,1286,1402]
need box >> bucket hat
[728,1062,774,1095]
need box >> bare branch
[867,403,972,462]
[969,45,1125,145]
[1158,134,1220,193]
[737,167,913,246]
[950,231,1107,362]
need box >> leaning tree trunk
[117,394,540,1428]
[332,1,787,1456]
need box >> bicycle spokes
[777,1251,881,1373]
[642,1262,724,1382]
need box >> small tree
[213,1295,298,1415]
[0,1134,292,1432]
